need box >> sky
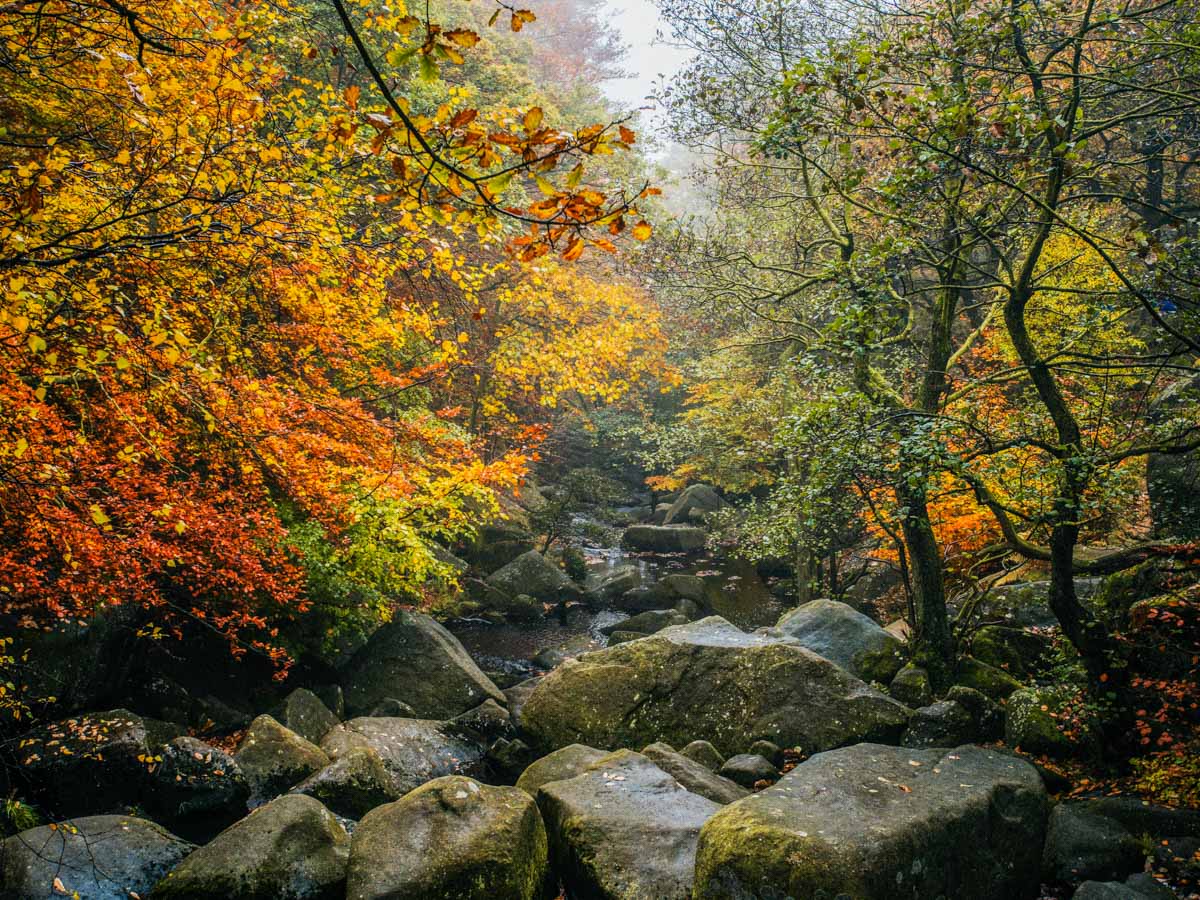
[598,0,694,114]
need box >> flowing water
[447,542,788,683]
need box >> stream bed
[446,543,788,683]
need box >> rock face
[485,550,584,603]
[1042,802,1143,885]
[600,609,688,636]
[1006,687,1091,757]
[536,749,721,900]
[234,715,330,804]
[520,617,910,757]
[16,709,183,817]
[693,743,1048,900]
[1,815,193,900]
[621,525,707,553]
[145,736,250,841]
[717,753,778,788]
[515,743,611,796]
[291,747,400,819]
[640,742,750,805]
[339,612,505,718]
[152,794,349,899]
[345,776,549,900]
[889,663,933,707]
[901,699,978,748]
[272,688,340,745]
[320,717,488,796]
[662,484,727,525]
[771,598,904,682]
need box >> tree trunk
[896,480,954,688]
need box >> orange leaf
[619,125,636,144]
[343,84,360,110]
[562,237,584,261]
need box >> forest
[0,0,1197,895]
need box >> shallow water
[446,544,788,681]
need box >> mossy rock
[520,616,910,758]
[971,626,1051,679]
[346,776,549,900]
[1005,686,1097,758]
[954,656,1024,699]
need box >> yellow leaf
[114,150,131,165]
[445,29,480,47]
[632,221,653,241]
[523,107,543,132]
[535,176,557,197]
[89,504,110,526]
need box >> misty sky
[599,0,694,113]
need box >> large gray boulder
[1,816,193,900]
[536,749,721,899]
[234,715,329,805]
[339,612,505,718]
[152,794,349,899]
[662,484,727,525]
[485,550,583,603]
[593,566,640,600]
[520,616,910,757]
[600,609,688,636]
[345,776,549,899]
[693,743,1048,900]
[621,525,707,553]
[319,716,487,796]
[771,598,905,682]
[641,742,749,805]
[16,709,183,817]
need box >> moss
[954,656,1024,699]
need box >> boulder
[446,698,513,744]
[503,676,541,729]
[1074,874,1177,900]
[1,815,192,900]
[144,737,249,842]
[680,740,725,772]
[151,794,349,899]
[16,709,183,817]
[955,656,1024,699]
[272,688,340,745]
[1006,687,1091,758]
[600,609,688,636]
[319,716,487,796]
[654,574,707,603]
[460,523,536,574]
[520,617,910,757]
[607,630,646,645]
[662,484,727,525]
[1076,796,1200,839]
[747,740,784,768]
[594,566,640,600]
[291,747,400,819]
[641,742,750,805]
[621,525,707,553]
[485,550,584,603]
[368,698,417,718]
[613,587,665,613]
[889,663,933,707]
[901,700,978,749]
[979,579,1102,628]
[771,598,904,682]
[516,743,610,796]
[345,776,549,900]
[718,753,778,788]
[339,612,505,718]
[693,743,1048,900]
[945,685,1004,740]
[536,749,721,899]
[970,625,1052,679]
[234,715,330,805]
[1042,802,1144,885]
